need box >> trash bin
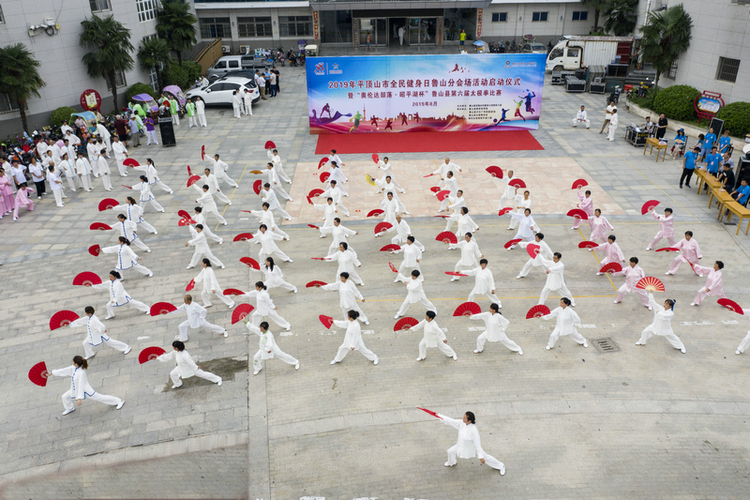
[158,117,176,147]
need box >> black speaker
[708,117,724,136]
[737,156,750,185]
[159,120,176,147]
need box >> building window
[716,57,740,83]
[136,0,158,23]
[200,17,231,38]
[491,12,507,22]
[237,17,271,38]
[0,5,5,24]
[90,0,111,12]
[107,70,127,91]
[0,93,19,113]
[572,11,588,21]
[532,12,548,22]
[279,16,312,37]
[668,60,678,79]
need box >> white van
[207,55,271,78]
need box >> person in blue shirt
[701,127,717,162]
[680,146,699,189]
[718,130,731,154]
[731,179,750,206]
[671,129,687,159]
[701,146,723,192]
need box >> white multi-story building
[635,0,749,104]
[0,0,162,135]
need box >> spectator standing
[28,157,45,199]
[719,159,735,193]
[271,66,280,93]
[113,115,129,146]
[255,70,266,100]
[128,114,140,148]
[655,113,668,140]
[269,71,277,98]
[600,100,617,134]
[679,147,699,189]
[459,28,466,48]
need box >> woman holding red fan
[49,355,125,416]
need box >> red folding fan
[186,279,195,292]
[445,272,467,277]
[656,247,679,253]
[320,172,330,183]
[423,173,435,178]
[240,257,260,270]
[433,215,450,219]
[486,166,503,178]
[498,207,513,216]
[90,222,112,231]
[526,243,541,259]
[150,302,177,316]
[98,198,119,211]
[253,179,262,195]
[88,244,101,257]
[435,231,458,244]
[138,346,166,364]
[72,272,102,287]
[372,153,379,164]
[233,233,254,242]
[306,280,326,288]
[310,257,326,260]
[187,175,201,187]
[389,262,398,273]
[636,277,665,293]
[417,407,442,419]
[123,158,139,167]
[571,179,588,190]
[265,140,276,149]
[178,218,196,227]
[526,304,551,319]
[642,200,660,215]
[28,361,50,387]
[317,157,327,170]
[308,188,324,198]
[599,262,623,274]
[430,186,441,193]
[201,145,205,161]
[717,298,744,315]
[178,209,191,219]
[374,222,392,234]
[121,184,133,190]
[567,208,588,220]
[394,317,419,331]
[453,301,481,317]
[380,244,400,252]
[50,310,80,330]
[578,241,599,249]
[367,209,384,218]
[319,315,334,329]
[436,190,450,201]
[223,288,245,296]
[504,238,521,249]
[508,178,526,188]
[187,165,192,176]
[232,303,255,324]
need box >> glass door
[408,18,437,45]
[375,18,387,46]
[359,18,374,47]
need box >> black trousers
[680,168,694,187]
[34,180,46,196]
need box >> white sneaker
[104,315,115,320]
[690,302,696,306]
[452,354,458,360]
[613,300,620,304]
[84,352,96,360]
[546,346,552,350]
[518,350,523,356]
[416,357,424,361]
[583,342,588,348]
[736,350,741,355]
[295,362,300,370]
[171,384,183,389]
[680,348,686,354]
[444,462,454,467]
[223,330,228,338]
[116,401,125,410]
[330,360,339,365]
[665,272,672,275]
[499,465,506,476]
[124,346,132,355]
[516,275,523,279]
[217,379,222,386]
[62,408,76,416]
[373,358,379,365]
[645,247,652,251]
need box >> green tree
[604,0,638,36]
[137,37,171,91]
[580,0,609,30]
[80,15,135,112]
[156,0,197,67]
[0,43,46,132]
[639,4,693,86]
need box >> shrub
[717,101,750,139]
[628,86,660,111]
[162,61,202,92]
[651,85,700,121]
[49,106,76,128]
[126,83,156,103]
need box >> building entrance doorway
[359,18,388,46]
[390,18,407,46]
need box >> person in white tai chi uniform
[395,269,437,318]
[636,294,685,353]
[542,297,587,350]
[256,224,292,263]
[114,213,150,252]
[538,252,575,306]
[324,162,348,196]
[432,157,462,179]
[507,189,531,230]
[133,158,173,194]
[330,310,378,366]
[445,206,477,237]
[264,162,292,201]
[196,184,228,225]
[412,310,457,361]
[390,214,424,249]
[323,241,363,284]
[505,208,539,250]
[262,183,292,221]
[74,152,93,192]
[242,281,291,330]
[691,261,725,306]
[572,105,590,128]
[313,197,336,235]
[157,340,222,388]
[193,207,223,244]
[321,272,368,324]
[111,136,128,177]
[194,259,235,308]
[392,236,422,282]
[646,207,675,250]
[249,203,289,240]
[113,197,157,235]
[195,97,207,127]
[69,306,131,360]
[88,270,150,319]
[325,218,357,257]
[590,235,625,275]
[665,231,702,276]
[735,324,750,355]
[50,356,125,415]
[377,177,408,213]
[256,257,297,293]
[208,154,239,188]
[246,321,299,374]
[134,175,165,213]
[516,233,553,279]
[437,411,505,475]
[464,258,502,305]
[377,192,399,236]
[101,237,153,278]
[498,170,516,209]
[319,179,349,216]
[186,224,225,269]
[447,232,483,281]
[96,139,112,191]
[196,168,232,205]
[375,156,405,193]
[169,294,228,341]
[436,171,458,212]
[471,303,522,354]
[612,257,650,308]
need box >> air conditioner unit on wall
[239,45,250,54]
[222,45,231,54]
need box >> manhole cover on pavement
[591,337,620,354]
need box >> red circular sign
[80,89,102,111]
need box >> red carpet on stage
[314,130,543,155]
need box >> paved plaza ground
[1,61,750,500]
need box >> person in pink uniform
[0,167,14,216]
[588,209,614,243]
[590,234,625,275]
[12,183,34,220]
[666,231,702,276]
[612,257,649,308]
[572,189,593,230]
[691,261,725,306]
[646,207,675,251]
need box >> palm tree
[156,0,197,67]
[580,0,609,30]
[138,38,171,91]
[0,43,46,132]
[604,0,638,36]
[639,4,693,86]
[80,15,135,112]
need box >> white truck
[546,36,633,72]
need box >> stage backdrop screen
[305,53,545,134]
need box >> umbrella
[473,40,485,47]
